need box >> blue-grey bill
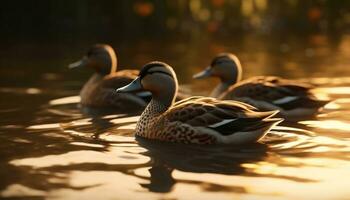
[116,77,143,93]
[192,67,212,79]
[68,57,88,69]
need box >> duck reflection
[140,162,175,193]
[136,136,267,193]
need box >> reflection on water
[1,36,350,199]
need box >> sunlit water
[1,35,350,200]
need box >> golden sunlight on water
[27,123,61,130]
[2,32,350,199]
[1,76,350,200]
[49,96,81,105]
[10,147,150,168]
[301,120,350,132]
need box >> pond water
[1,34,350,200]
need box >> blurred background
[3,1,350,198]
[1,0,350,88]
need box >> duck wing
[264,76,313,94]
[165,97,280,135]
[222,76,327,110]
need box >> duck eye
[215,60,225,65]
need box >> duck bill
[116,77,143,93]
[68,57,88,69]
[192,67,212,79]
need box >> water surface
[1,35,350,199]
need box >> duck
[116,61,282,145]
[68,44,151,111]
[193,53,329,119]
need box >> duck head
[193,53,242,85]
[117,61,178,106]
[69,44,117,75]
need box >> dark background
[1,0,350,88]
[1,0,350,42]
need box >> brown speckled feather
[221,76,315,102]
[136,96,280,144]
[165,97,263,127]
[218,76,330,116]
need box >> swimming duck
[116,61,282,144]
[193,53,329,119]
[69,44,151,111]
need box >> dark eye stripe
[148,70,172,77]
[139,63,164,77]
[211,56,230,66]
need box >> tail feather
[215,117,283,144]
[315,99,330,107]
[243,118,283,132]
[245,110,279,119]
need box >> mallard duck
[193,53,329,119]
[116,61,282,144]
[69,44,151,111]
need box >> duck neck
[220,75,238,86]
[143,98,170,117]
[210,82,231,98]
[136,85,177,135]
[144,88,176,116]
[80,73,104,104]
[88,73,104,85]
[108,46,118,74]
[109,57,117,74]
[81,73,103,92]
